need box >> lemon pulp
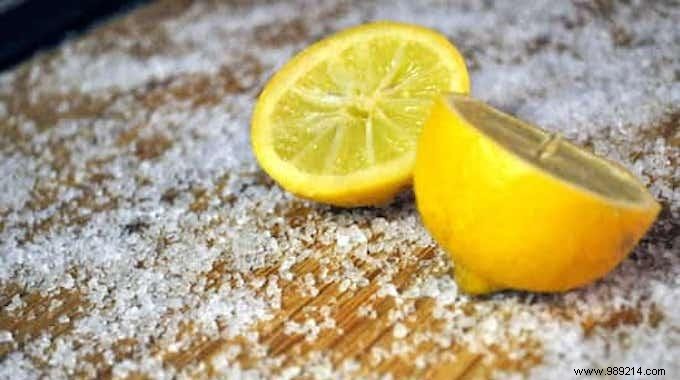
[450,95,652,206]
[252,22,469,206]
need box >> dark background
[0,0,147,71]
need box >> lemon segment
[414,94,660,294]
[252,22,469,206]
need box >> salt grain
[0,330,13,343]
[392,323,408,339]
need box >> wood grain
[0,245,490,379]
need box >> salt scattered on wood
[0,0,677,378]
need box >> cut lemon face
[251,22,469,206]
[414,94,660,294]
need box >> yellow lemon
[251,22,469,206]
[414,94,660,294]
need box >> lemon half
[415,94,660,294]
[251,22,469,206]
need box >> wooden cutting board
[1,1,677,379]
